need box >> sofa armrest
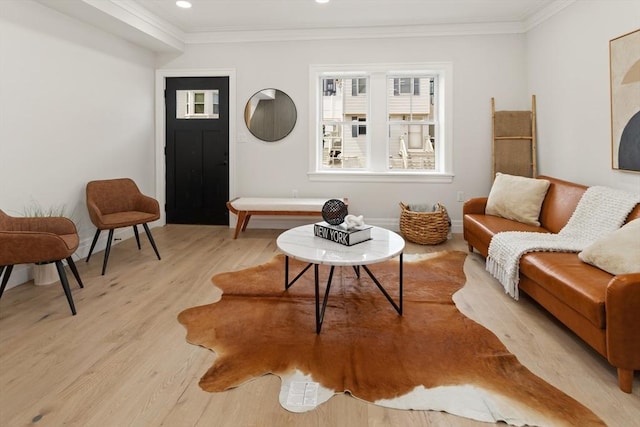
[606,273,640,370]
[463,197,488,215]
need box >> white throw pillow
[578,218,640,275]
[485,173,551,226]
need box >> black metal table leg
[314,265,319,333]
[282,253,403,334]
[352,265,360,278]
[315,264,335,334]
[399,252,403,314]
[284,256,313,290]
[361,252,403,315]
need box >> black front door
[165,77,229,224]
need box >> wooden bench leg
[233,211,247,239]
[618,368,634,393]
[241,214,252,232]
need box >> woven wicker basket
[399,202,450,245]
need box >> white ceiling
[36,0,575,52]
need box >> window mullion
[369,73,387,172]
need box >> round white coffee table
[276,224,405,333]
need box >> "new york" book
[313,222,372,246]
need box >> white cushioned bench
[226,197,348,239]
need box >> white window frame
[309,63,454,183]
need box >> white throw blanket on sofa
[486,186,640,299]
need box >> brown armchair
[85,178,161,275]
[0,210,84,315]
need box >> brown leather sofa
[463,176,640,393]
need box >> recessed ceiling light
[176,1,192,8]
[316,0,330,3]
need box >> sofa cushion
[578,218,640,275]
[520,252,611,329]
[465,214,549,237]
[486,173,551,226]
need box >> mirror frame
[244,88,297,142]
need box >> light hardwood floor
[0,225,638,426]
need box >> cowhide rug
[178,251,604,426]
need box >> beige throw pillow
[485,173,551,226]
[578,218,640,275]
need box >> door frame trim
[155,68,237,226]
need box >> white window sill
[308,171,454,183]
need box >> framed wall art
[610,28,640,172]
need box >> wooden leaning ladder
[491,95,537,179]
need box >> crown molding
[184,21,527,45]
[524,0,576,32]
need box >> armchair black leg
[55,260,77,315]
[133,225,141,250]
[0,265,14,298]
[102,229,115,275]
[86,229,101,262]
[66,257,84,288]
[142,223,161,260]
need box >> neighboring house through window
[393,77,420,96]
[352,78,367,96]
[310,63,453,183]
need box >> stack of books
[313,221,372,246]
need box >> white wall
[157,33,529,230]
[527,0,640,192]
[0,0,156,287]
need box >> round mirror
[244,89,297,142]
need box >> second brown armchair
[86,178,161,275]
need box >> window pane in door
[176,90,220,119]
